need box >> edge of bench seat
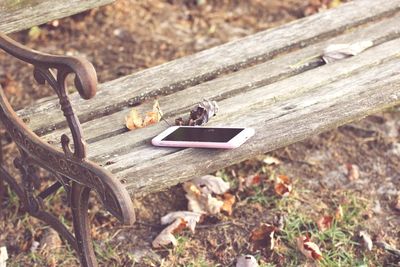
[0,0,114,34]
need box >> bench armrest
[0,32,135,225]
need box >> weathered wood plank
[39,15,400,146]
[0,0,114,34]
[87,37,400,169]
[118,57,400,195]
[18,0,400,135]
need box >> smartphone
[151,126,255,149]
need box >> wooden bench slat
[39,14,400,147]
[118,56,400,195]
[95,37,400,181]
[0,0,114,34]
[18,0,400,135]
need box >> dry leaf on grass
[183,175,232,215]
[125,100,162,130]
[322,40,373,64]
[345,164,360,181]
[191,175,230,195]
[161,211,203,233]
[220,193,236,215]
[0,246,8,267]
[152,218,187,248]
[263,155,281,165]
[335,205,343,221]
[236,255,259,267]
[274,175,292,197]
[317,215,333,232]
[175,99,219,126]
[297,235,322,261]
[250,223,277,251]
[245,174,262,187]
[359,230,373,251]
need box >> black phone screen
[162,127,244,142]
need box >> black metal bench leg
[71,182,98,267]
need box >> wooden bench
[1,0,400,266]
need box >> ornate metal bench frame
[0,33,135,267]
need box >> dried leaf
[186,192,204,213]
[274,175,292,197]
[359,231,373,251]
[335,205,343,221]
[152,218,187,248]
[183,175,230,215]
[191,175,230,195]
[250,223,277,251]
[220,193,236,215]
[0,246,8,267]
[184,182,224,214]
[236,255,259,267]
[263,155,281,165]
[346,164,360,181]
[297,235,322,260]
[125,109,143,129]
[322,40,373,64]
[245,174,262,187]
[176,99,219,126]
[125,100,162,130]
[161,211,203,233]
[205,194,225,215]
[317,215,333,232]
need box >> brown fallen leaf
[346,163,360,181]
[152,218,187,248]
[297,235,322,261]
[317,215,333,232]
[184,183,224,215]
[250,223,277,251]
[161,211,203,233]
[220,193,236,216]
[190,175,230,195]
[263,155,281,166]
[335,205,343,221]
[274,175,292,197]
[245,174,262,187]
[175,99,219,126]
[236,255,259,267]
[125,100,162,130]
[183,175,231,215]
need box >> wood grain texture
[119,57,400,196]
[17,0,400,136]
[39,15,400,146]
[0,0,114,34]
[94,38,400,179]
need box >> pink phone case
[151,126,255,149]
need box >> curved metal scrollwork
[0,32,135,266]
